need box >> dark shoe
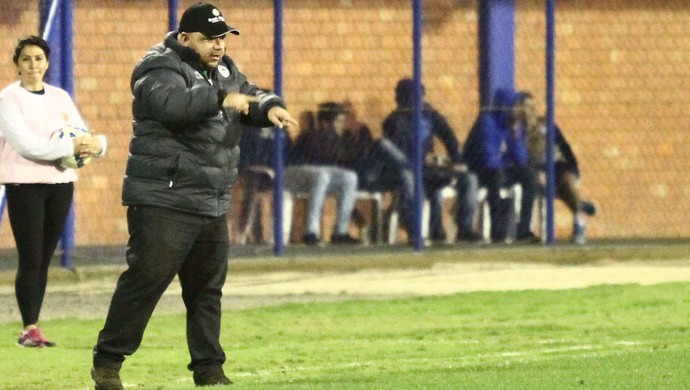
[516,231,540,243]
[193,366,233,386]
[303,233,320,246]
[581,201,597,216]
[429,229,447,243]
[456,232,483,243]
[330,233,362,245]
[91,366,123,390]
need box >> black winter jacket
[122,32,285,217]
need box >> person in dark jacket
[382,78,481,243]
[289,103,365,244]
[295,101,413,240]
[326,100,412,196]
[91,4,297,389]
[463,89,537,243]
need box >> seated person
[239,115,360,245]
[381,78,481,243]
[302,100,415,240]
[526,115,596,244]
[463,89,538,243]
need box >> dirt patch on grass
[2,248,690,325]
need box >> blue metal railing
[3,1,556,258]
[411,0,424,251]
[272,0,286,256]
[39,0,77,269]
[544,0,556,244]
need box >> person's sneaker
[193,366,233,386]
[17,325,55,348]
[581,201,597,216]
[573,222,587,245]
[303,232,320,246]
[330,233,362,245]
[91,366,124,390]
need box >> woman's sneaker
[17,325,55,348]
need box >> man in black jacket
[91,3,297,389]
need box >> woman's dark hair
[13,35,50,64]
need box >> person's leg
[397,169,416,237]
[477,169,509,242]
[237,168,274,243]
[556,169,589,243]
[367,146,415,240]
[426,189,446,241]
[177,215,229,375]
[285,166,329,241]
[454,172,479,239]
[423,166,453,241]
[556,170,581,214]
[237,171,260,240]
[38,183,73,317]
[93,206,201,370]
[326,167,358,237]
[6,183,72,328]
[509,166,537,239]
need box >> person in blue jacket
[463,90,538,243]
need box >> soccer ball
[50,125,92,169]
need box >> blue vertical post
[168,0,179,32]
[41,0,77,269]
[60,203,76,269]
[272,0,286,256]
[59,0,74,96]
[59,0,75,269]
[41,0,61,88]
[478,0,515,106]
[411,0,424,251]
[544,0,556,244]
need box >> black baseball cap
[178,3,240,38]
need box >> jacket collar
[164,32,209,73]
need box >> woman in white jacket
[0,35,105,348]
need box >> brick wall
[0,0,688,248]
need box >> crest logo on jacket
[194,71,204,80]
[217,65,229,78]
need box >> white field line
[230,339,655,379]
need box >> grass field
[2,280,690,389]
[1,240,690,389]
